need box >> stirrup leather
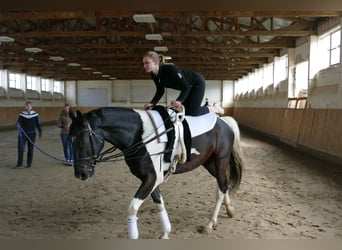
[167,105,187,174]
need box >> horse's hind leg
[151,187,171,239]
[224,189,234,218]
[199,158,232,233]
[200,188,233,233]
[204,187,234,232]
[204,187,225,231]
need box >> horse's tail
[220,116,245,192]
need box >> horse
[69,106,245,239]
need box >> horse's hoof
[196,225,210,234]
[226,206,234,218]
[159,233,169,239]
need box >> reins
[90,123,174,163]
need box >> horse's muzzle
[74,164,95,181]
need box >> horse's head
[69,110,103,181]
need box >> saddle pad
[140,110,217,141]
[185,112,217,137]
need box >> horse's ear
[69,109,76,121]
[76,110,83,119]
[70,110,83,123]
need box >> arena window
[318,27,341,70]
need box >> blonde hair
[143,51,161,64]
[143,51,174,65]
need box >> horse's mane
[84,107,133,124]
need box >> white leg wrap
[127,215,139,239]
[159,209,171,233]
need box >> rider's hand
[144,103,154,110]
[171,100,182,109]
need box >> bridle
[72,122,103,168]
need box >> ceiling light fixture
[25,48,43,53]
[67,63,81,67]
[49,56,64,62]
[133,14,156,23]
[25,47,42,53]
[92,71,102,74]
[0,36,15,42]
[109,77,117,80]
[102,75,110,77]
[81,67,92,70]
[145,34,163,40]
[154,46,168,52]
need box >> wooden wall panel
[298,109,342,158]
[233,108,283,136]
[0,107,25,128]
[223,107,234,116]
[35,107,62,125]
[279,109,304,145]
[1,106,341,160]
[234,107,342,160]
[259,108,283,136]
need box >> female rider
[142,51,209,116]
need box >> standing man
[16,101,42,168]
[57,103,74,165]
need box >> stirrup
[170,158,178,173]
[164,158,178,182]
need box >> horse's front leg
[127,175,155,239]
[127,197,144,239]
[151,187,171,239]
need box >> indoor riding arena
[0,3,341,240]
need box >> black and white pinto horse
[69,106,244,239]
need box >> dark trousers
[17,132,36,166]
[60,134,73,161]
[182,73,209,116]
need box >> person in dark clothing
[16,101,42,168]
[204,98,209,106]
[142,51,209,116]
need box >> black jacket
[17,110,42,135]
[150,64,199,104]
